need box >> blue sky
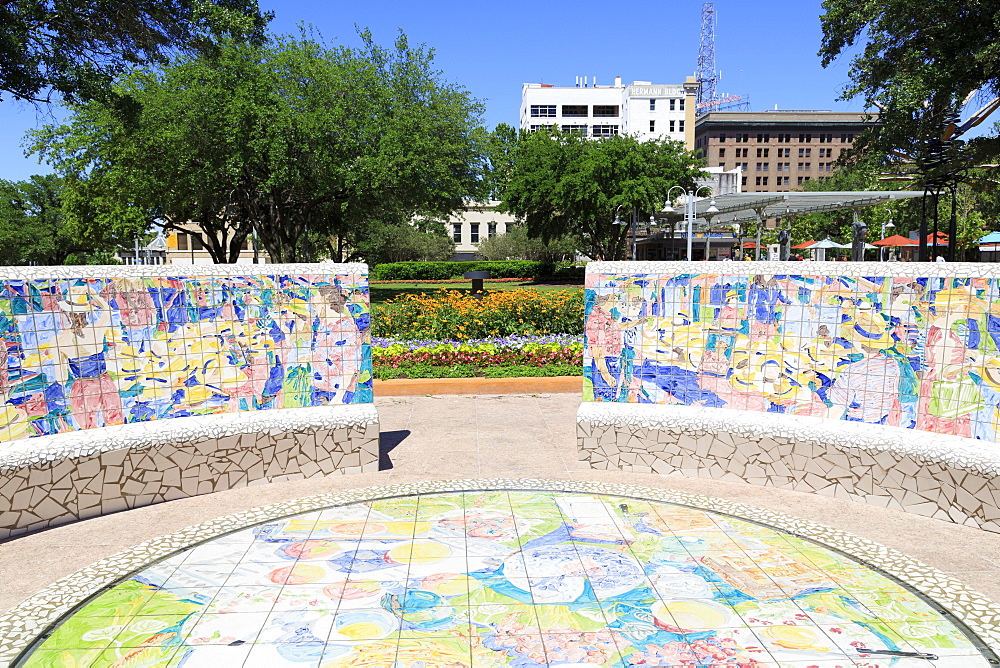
[0,0,864,182]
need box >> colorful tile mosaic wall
[0,268,371,443]
[15,488,993,667]
[585,266,1000,442]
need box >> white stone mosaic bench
[0,405,379,539]
[578,402,1000,533]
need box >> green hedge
[370,261,558,281]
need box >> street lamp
[663,186,718,261]
[613,205,637,260]
[880,218,895,262]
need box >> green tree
[348,217,455,265]
[475,225,578,261]
[0,0,270,104]
[819,0,1000,178]
[497,129,704,261]
[0,174,121,264]
[31,31,489,263]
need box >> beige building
[694,111,877,192]
[448,201,517,261]
[165,225,268,265]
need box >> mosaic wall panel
[0,265,371,445]
[586,262,1000,443]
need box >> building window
[798,176,811,185]
[453,224,462,243]
[756,148,770,157]
[679,99,684,110]
[741,176,748,186]
[719,133,726,142]
[819,133,833,143]
[669,120,675,132]
[718,162,725,168]
[777,134,792,143]
[740,148,749,157]
[678,120,684,132]
[177,233,188,251]
[798,133,812,143]
[798,148,811,157]
[190,234,204,250]
[592,125,619,137]
[470,223,479,243]
[739,162,748,171]
[756,133,770,143]
[562,104,587,117]
[797,162,805,171]
[530,105,556,117]
[488,222,497,237]
[593,105,619,117]
[718,147,725,157]
[776,176,789,186]
[734,133,750,143]
[755,176,769,186]
[529,124,550,132]
[755,162,763,171]
[650,120,655,132]
[669,99,676,111]
[841,133,855,142]
[561,125,587,134]
[649,99,656,111]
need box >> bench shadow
[379,430,410,470]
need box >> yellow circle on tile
[760,624,829,651]
[654,599,732,631]
[387,541,450,564]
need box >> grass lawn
[369,280,583,304]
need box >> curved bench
[0,405,379,539]
[578,402,1000,532]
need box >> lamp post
[613,205,637,260]
[662,186,718,261]
[880,218,895,262]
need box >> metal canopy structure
[658,190,927,226]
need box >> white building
[447,201,516,261]
[520,75,700,150]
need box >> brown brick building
[694,111,877,192]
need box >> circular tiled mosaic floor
[13,487,997,667]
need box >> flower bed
[370,277,530,284]
[372,335,583,380]
[371,288,583,341]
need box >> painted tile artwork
[585,271,1000,441]
[19,491,990,667]
[0,272,372,443]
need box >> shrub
[371,288,583,340]
[370,260,558,281]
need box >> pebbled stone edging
[578,402,1000,532]
[0,405,380,539]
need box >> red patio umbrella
[872,234,917,247]
[925,232,949,245]
[791,240,816,249]
[741,241,760,249]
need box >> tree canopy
[819,0,1000,176]
[0,174,121,264]
[0,0,270,104]
[495,128,704,260]
[31,31,489,263]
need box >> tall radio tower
[696,3,717,110]
[696,3,749,113]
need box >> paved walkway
[3,393,1000,614]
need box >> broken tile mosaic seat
[0,263,379,539]
[579,261,1000,533]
